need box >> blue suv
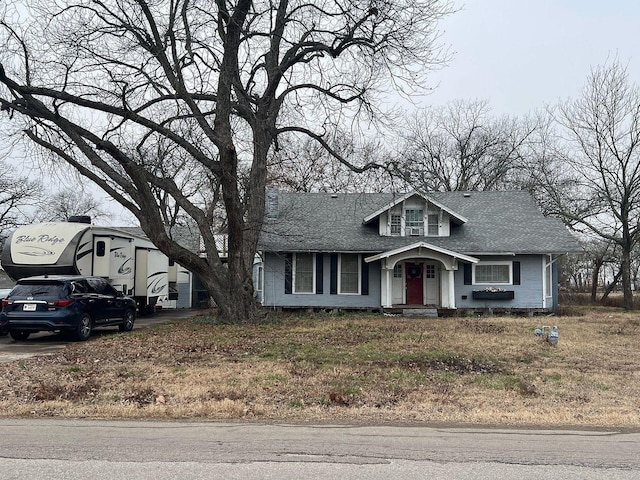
[0,275,136,341]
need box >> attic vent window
[330,194,338,198]
[463,193,471,198]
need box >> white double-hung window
[389,213,402,236]
[339,254,360,294]
[405,209,424,236]
[474,262,511,284]
[427,213,439,236]
[294,253,315,293]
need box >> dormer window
[405,209,424,236]
[390,213,402,236]
[427,213,439,236]
[369,193,464,238]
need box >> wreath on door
[407,265,422,279]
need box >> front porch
[365,241,479,310]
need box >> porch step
[402,308,439,318]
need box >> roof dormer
[363,192,467,238]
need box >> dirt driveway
[0,308,199,364]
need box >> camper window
[96,241,106,257]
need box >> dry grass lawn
[1,308,639,427]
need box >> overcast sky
[6,1,640,225]
[417,0,640,116]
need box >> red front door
[406,262,423,304]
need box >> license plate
[22,304,37,311]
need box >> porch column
[381,263,393,308]
[441,269,456,309]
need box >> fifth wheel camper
[1,218,190,313]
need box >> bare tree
[35,188,110,223]
[580,239,620,302]
[0,0,453,321]
[397,99,537,192]
[560,252,589,293]
[543,61,640,310]
[268,132,403,193]
[0,159,41,247]
[516,113,577,216]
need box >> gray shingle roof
[258,191,581,255]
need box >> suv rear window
[10,283,67,298]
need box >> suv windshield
[10,283,67,298]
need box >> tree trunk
[216,270,258,323]
[621,247,634,310]
[590,260,602,302]
[600,269,622,301]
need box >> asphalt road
[0,420,639,479]
[1,311,640,478]
[0,308,198,363]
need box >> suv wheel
[10,330,30,341]
[75,314,93,341]
[119,309,135,332]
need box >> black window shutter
[330,253,338,295]
[463,263,472,285]
[513,261,521,285]
[361,257,369,295]
[316,253,324,294]
[284,253,293,294]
